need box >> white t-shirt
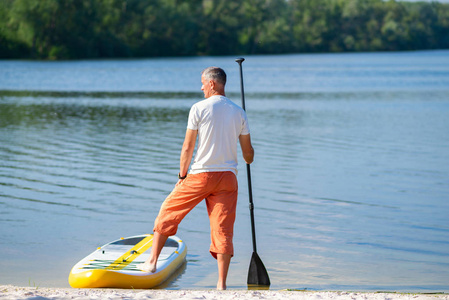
[187,95,250,175]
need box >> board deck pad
[69,234,187,289]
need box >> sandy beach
[1,286,448,300]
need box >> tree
[0,0,448,59]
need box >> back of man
[188,94,250,175]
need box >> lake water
[1,50,448,292]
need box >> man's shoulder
[218,96,244,111]
[192,95,226,108]
[192,97,212,108]
[193,95,245,114]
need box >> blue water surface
[1,50,448,291]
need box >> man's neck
[209,91,225,98]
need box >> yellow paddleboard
[69,234,186,289]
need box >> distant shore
[1,285,448,300]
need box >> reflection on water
[155,260,188,289]
[1,52,449,291]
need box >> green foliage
[0,0,448,59]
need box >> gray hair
[202,67,227,85]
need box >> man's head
[201,67,226,98]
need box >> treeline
[1,0,448,59]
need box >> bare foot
[217,283,226,290]
[137,263,156,273]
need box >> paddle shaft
[236,58,257,254]
[246,164,257,253]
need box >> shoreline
[1,285,448,300]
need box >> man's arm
[239,134,254,164]
[179,129,198,178]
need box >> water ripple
[1,55,449,290]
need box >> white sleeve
[187,105,200,130]
[240,110,250,135]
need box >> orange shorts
[153,171,238,259]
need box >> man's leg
[217,253,232,290]
[206,172,238,289]
[138,173,211,273]
[138,231,168,273]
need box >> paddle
[235,57,271,287]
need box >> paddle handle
[236,58,246,111]
[236,57,258,254]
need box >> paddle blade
[247,252,270,286]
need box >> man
[138,66,254,290]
